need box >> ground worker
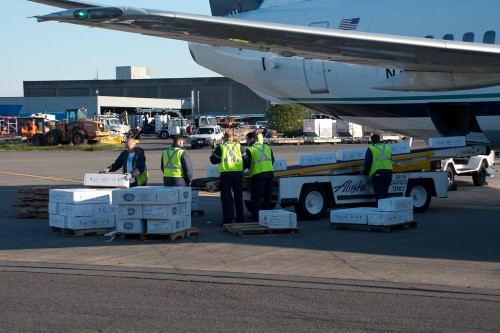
[255,128,264,143]
[244,131,275,222]
[161,135,193,186]
[99,138,148,187]
[210,132,244,225]
[363,134,393,201]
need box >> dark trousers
[372,172,392,201]
[250,175,273,222]
[163,177,187,187]
[220,172,244,224]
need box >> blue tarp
[0,105,23,117]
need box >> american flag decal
[339,18,360,30]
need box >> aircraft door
[303,21,331,94]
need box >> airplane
[28,0,500,148]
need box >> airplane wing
[29,0,500,77]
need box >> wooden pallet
[51,226,115,236]
[114,227,200,242]
[223,222,300,237]
[330,221,417,232]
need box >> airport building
[0,76,270,119]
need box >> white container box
[49,214,65,228]
[50,188,113,204]
[206,164,220,178]
[259,210,297,228]
[65,215,116,230]
[112,187,157,204]
[378,197,413,212]
[59,203,95,217]
[84,173,129,188]
[367,211,409,226]
[191,198,199,210]
[146,218,191,234]
[94,204,118,215]
[330,207,378,224]
[49,202,59,215]
[387,142,411,155]
[142,203,190,219]
[428,136,466,148]
[273,158,287,171]
[299,152,336,166]
[154,187,180,204]
[191,190,199,199]
[116,219,145,233]
[177,187,192,203]
[337,148,366,161]
[117,205,143,218]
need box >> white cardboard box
[58,203,95,217]
[299,152,336,166]
[84,173,129,188]
[177,187,192,203]
[206,164,220,178]
[112,187,157,204]
[49,214,65,228]
[273,158,287,171]
[146,218,191,234]
[154,187,180,204]
[48,202,59,215]
[337,148,366,161]
[367,211,409,226]
[94,204,118,215]
[378,197,413,212]
[387,142,411,155]
[191,198,199,210]
[191,190,199,199]
[330,207,378,224]
[428,136,466,148]
[49,188,113,204]
[259,210,297,228]
[117,205,143,218]
[65,215,116,230]
[142,203,190,219]
[116,219,145,233]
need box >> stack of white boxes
[330,197,414,226]
[191,190,199,211]
[273,158,287,171]
[206,164,220,178]
[49,188,116,230]
[112,186,192,234]
[337,142,411,161]
[84,173,129,188]
[259,210,297,228]
[298,152,336,166]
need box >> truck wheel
[244,200,276,214]
[406,181,431,213]
[446,166,455,191]
[295,185,328,220]
[45,130,60,146]
[71,131,86,145]
[159,130,169,140]
[472,162,487,186]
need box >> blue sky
[1,1,218,97]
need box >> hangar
[0,77,271,119]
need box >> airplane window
[462,32,474,42]
[443,34,454,40]
[483,31,496,44]
[424,35,434,39]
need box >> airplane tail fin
[209,0,263,16]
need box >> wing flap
[33,5,500,74]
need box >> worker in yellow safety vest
[243,131,275,222]
[210,132,244,225]
[363,134,393,201]
[161,135,193,186]
[99,138,148,187]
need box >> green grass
[0,142,124,152]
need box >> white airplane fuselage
[188,0,500,146]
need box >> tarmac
[0,142,499,299]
